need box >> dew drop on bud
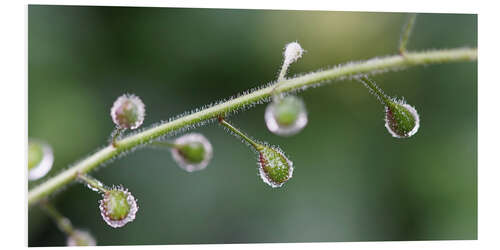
[256,144,294,188]
[99,186,138,228]
[283,41,304,66]
[171,133,213,172]
[67,229,96,246]
[28,139,54,181]
[384,100,420,138]
[265,95,308,136]
[110,94,145,130]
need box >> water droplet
[265,95,308,136]
[283,41,304,67]
[256,145,294,188]
[85,181,104,193]
[385,100,420,138]
[110,94,145,130]
[99,186,138,228]
[67,229,96,246]
[28,139,54,181]
[171,133,213,172]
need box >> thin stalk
[110,127,124,147]
[151,141,180,149]
[40,201,75,236]
[358,76,392,106]
[77,173,108,193]
[218,117,260,149]
[28,48,477,206]
[399,14,418,55]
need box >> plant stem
[28,47,477,206]
[77,173,108,193]
[218,117,260,149]
[110,127,124,147]
[151,141,180,149]
[399,13,417,55]
[358,76,392,106]
[40,201,75,236]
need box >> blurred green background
[28,5,477,246]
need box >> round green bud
[265,95,308,136]
[385,100,420,138]
[257,144,294,188]
[171,133,213,172]
[111,94,145,130]
[28,139,54,181]
[99,187,138,228]
[67,230,96,246]
[178,142,205,164]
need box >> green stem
[77,173,109,193]
[218,118,260,149]
[358,76,392,106]
[110,127,124,147]
[40,201,75,236]
[28,48,477,206]
[399,13,417,55]
[151,141,180,149]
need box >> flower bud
[218,117,294,188]
[67,230,96,246]
[28,139,54,181]
[265,95,308,136]
[256,144,294,188]
[110,94,145,130]
[385,100,420,138]
[283,42,304,67]
[99,186,138,228]
[171,133,213,172]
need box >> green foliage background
[28,6,477,246]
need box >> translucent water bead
[256,144,294,188]
[265,95,308,136]
[171,133,213,172]
[384,100,420,138]
[99,186,138,228]
[110,94,145,130]
[28,139,54,181]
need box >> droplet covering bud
[278,42,305,81]
[385,100,420,138]
[171,133,213,172]
[256,144,294,188]
[265,95,308,136]
[283,42,304,67]
[218,117,294,188]
[110,94,145,130]
[67,230,96,246]
[28,139,54,181]
[357,76,420,138]
[99,186,138,228]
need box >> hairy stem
[78,173,108,193]
[219,117,260,149]
[40,201,75,236]
[399,14,417,55]
[28,48,477,206]
[358,76,392,106]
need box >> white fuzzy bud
[283,42,304,66]
[278,42,305,80]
